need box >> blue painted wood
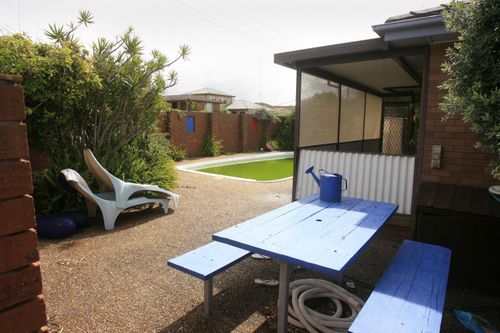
[167,242,251,280]
[186,116,195,133]
[349,240,451,333]
[213,196,398,277]
[216,193,320,239]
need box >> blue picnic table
[213,193,398,333]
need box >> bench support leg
[277,262,290,333]
[204,279,213,316]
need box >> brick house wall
[0,75,47,332]
[166,111,281,156]
[421,44,496,188]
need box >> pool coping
[176,152,294,183]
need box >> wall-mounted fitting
[431,145,442,169]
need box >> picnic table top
[213,194,398,277]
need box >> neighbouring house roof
[183,87,235,97]
[165,94,220,103]
[255,102,276,109]
[255,103,294,117]
[226,100,270,111]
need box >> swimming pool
[176,152,294,182]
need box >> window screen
[339,86,364,143]
[364,94,382,140]
[299,73,339,147]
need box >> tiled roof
[226,100,270,110]
[385,4,449,23]
[183,88,235,97]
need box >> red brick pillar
[210,111,218,138]
[0,75,47,332]
[240,113,248,152]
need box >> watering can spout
[305,166,320,187]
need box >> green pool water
[197,158,294,181]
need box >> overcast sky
[1,0,444,105]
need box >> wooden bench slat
[349,240,451,333]
[167,242,251,280]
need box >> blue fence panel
[186,116,195,133]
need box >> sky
[0,0,444,105]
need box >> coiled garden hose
[288,279,365,333]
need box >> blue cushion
[36,216,76,238]
[56,211,89,229]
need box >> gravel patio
[39,155,499,332]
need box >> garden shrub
[441,0,500,180]
[0,12,190,213]
[266,139,281,151]
[269,111,295,151]
[202,134,223,157]
[165,141,187,161]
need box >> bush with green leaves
[0,11,190,213]
[202,134,223,157]
[268,110,295,151]
[165,141,187,161]
[441,0,500,180]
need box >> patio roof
[274,38,425,95]
[274,5,456,96]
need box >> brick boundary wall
[421,44,496,188]
[165,111,280,156]
[0,75,47,332]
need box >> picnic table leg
[277,262,290,333]
[204,279,213,316]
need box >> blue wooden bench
[349,240,451,333]
[167,241,251,315]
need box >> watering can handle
[342,177,348,191]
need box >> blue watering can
[305,166,347,203]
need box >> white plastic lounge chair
[59,169,169,230]
[83,149,180,210]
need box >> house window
[205,103,214,112]
[186,116,195,133]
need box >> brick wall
[0,74,47,332]
[421,44,496,188]
[167,111,281,156]
[246,117,265,150]
[212,112,241,152]
[168,111,209,155]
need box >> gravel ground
[39,154,500,332]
